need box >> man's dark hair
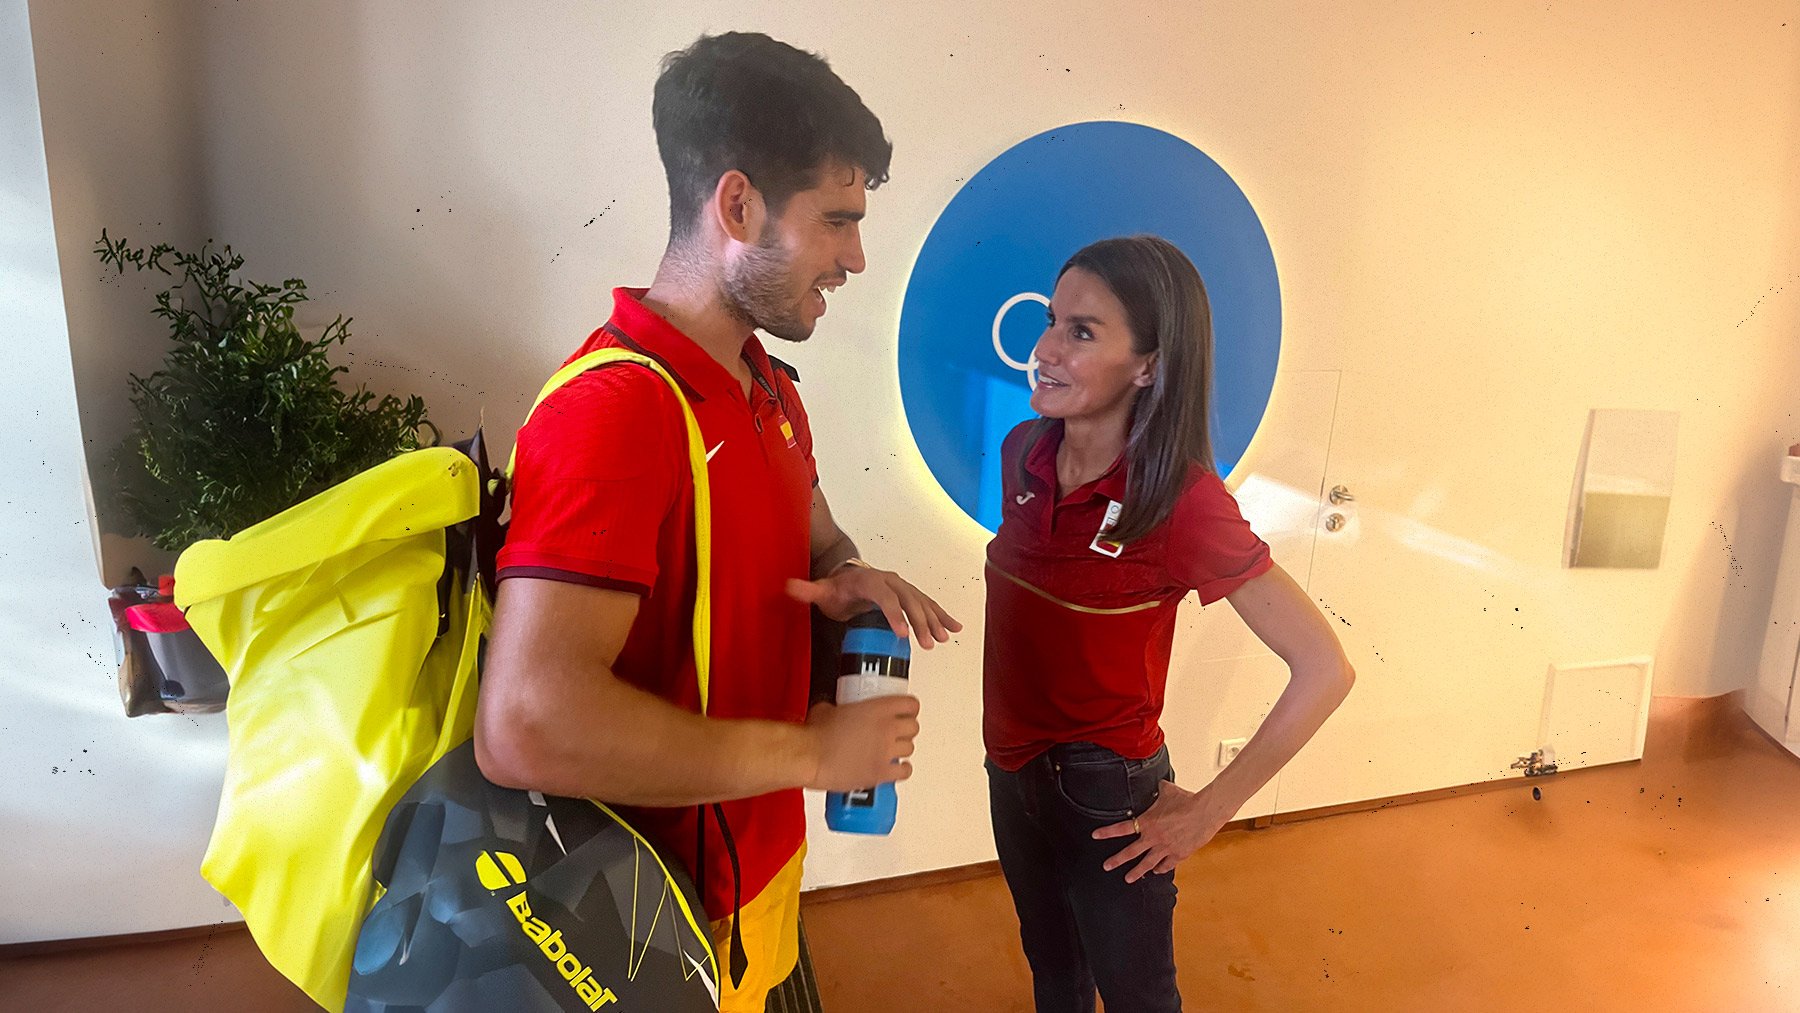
[653,32,892,240]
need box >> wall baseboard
[798,768,1588,906]
[803,694,1748,903]
[0,767,1635,959]
[0,921,242,961]
[7,694,1743,959]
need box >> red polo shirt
[984,419,1274,771]
[497,288,816,920]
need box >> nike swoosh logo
[1015,491,1036,505]
[706,441,724,462]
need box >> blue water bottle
[824,611,913,835]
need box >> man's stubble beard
[721,233,813,344]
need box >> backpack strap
[506,347,716,714]
[765,354,800,384]
[514,346,748,989]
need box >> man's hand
[803,698,920,791]
[787,565,962,649]
[1092,780,1233,883]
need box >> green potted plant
[96,231,434,714]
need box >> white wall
[11,0,1800,939]
[30,0,212,584]
[2,0,233,943]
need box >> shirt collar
[1023,420,1129,503]
[606,287,760,404]
[739,333,784,403]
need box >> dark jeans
[987,742,1180,1013]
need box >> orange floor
[805,696,1800,1012]
[4,696,1797,1012]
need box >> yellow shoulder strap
[508,348,714,714]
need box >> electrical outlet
[1218,738,1248,768]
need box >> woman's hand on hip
[1093,780,1232,883]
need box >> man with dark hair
[475,32,958,1011]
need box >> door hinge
[1511,747,1558,778]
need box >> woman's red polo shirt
[984,420,1274,771]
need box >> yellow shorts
[709,842,806,1012]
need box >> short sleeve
[496,365,683,595]
[1166,469,1274,604]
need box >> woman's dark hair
[1020,235,1218,545]
[653,32,892,240]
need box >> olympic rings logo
[992,292,1048,390]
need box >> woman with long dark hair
[984,236,1356,1012]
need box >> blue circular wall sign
[897,120,1282,532]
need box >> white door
[1748,481,1800,756]
[1270,369,1563,812]
[1161,369,1340,821]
